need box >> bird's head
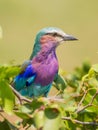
[30,27,78,59]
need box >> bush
[0,61,98,130]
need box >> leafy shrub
[0,61,98,130]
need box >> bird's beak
[63,34,78,41]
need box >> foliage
[0,61,98,130]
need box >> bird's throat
[32,48,58,86]
[35,44,57,62]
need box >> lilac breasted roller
[13,27,77,97]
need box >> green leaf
[5,66,20,79]
[0,119,18,130]
[0,65,20,81]
[66,74,79,88]
[19,104,33,114]
[92,64,98,73]
[0,120,10,130]
[0,80,15,114]
[14,111,31,119]
[88,78,98,88]
[54,74,67,91]
[43,108,61,130]
[31,99,44,112]
[34,110,45,129]
[22,118,34,128]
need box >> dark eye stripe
[52,33,58,36]
[45,32,63,38]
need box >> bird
[13,27,77,97]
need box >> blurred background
[0,0,98,71]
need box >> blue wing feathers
[23,65,36,78]
[14,61,53,97]
[14,64,36,91]
[26,76,36,86]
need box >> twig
[54,90,62,97]
[9,85,65,104]
[76,91,98,113]
[9,84,32,104]
[77,90,88,107]
[38,97,65,103]
[62,116,98,126]
[0,109,3,112]
[47,97,65,103]
[89,91,98,104]
[75,90,88,113]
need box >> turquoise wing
[13,60,36,96]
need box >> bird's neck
[30,39,41,60]
[33,44,57,62]
[30,40,57,60]
[41,43,56,54]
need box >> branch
[77,90,88,108]
[9,85,65,104]
[76,90,98,113]
[62,117,98,126]
[9,84,32,104]
[75,90,88,113]
[46,97,65,103]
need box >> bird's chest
[32,55,58,86]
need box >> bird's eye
[52,33,57,37]
[45,32,58,37]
